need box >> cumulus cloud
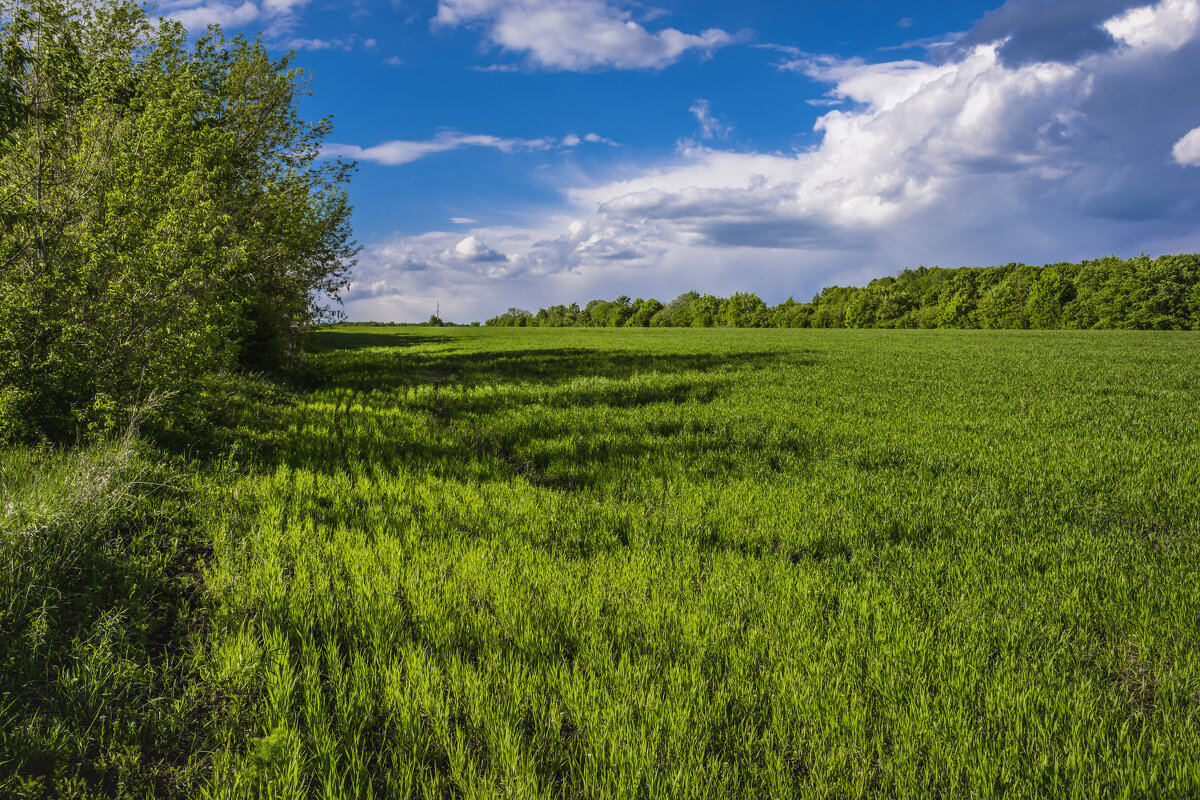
[341,214,669,318]
[350,0,1200,321]
[575,0,1200,241]
[1104,0,1200,50]
[956,0,1139,65]
[433,0,736,70]
[448,235,508,263]
[1174,126,1200,165]
[569,44,1097,246]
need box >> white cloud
[284,36,351,50]
[342,216,668,321]
[321,129,615,165]
[448,235,508,263]
[260,0,307,15]
[166,1,259,29]
[568,1,1200,244]
[470,63,522,72]
[1105,0,1200,50]
[560,132,620,148]
[689,99,730,140]
[584,132,620,146]
[450,217,479,224]
[1174,126,1200,165]
[349,0,1200,321]
[563,43,1096,242]
[283,35,377,51]
[163,0,307,33]
[321,132,552,165]
[433,0,735,70]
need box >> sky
[160,0,1200,322]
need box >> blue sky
[163,0,1200,322]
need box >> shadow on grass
[149,330,819,494]
[280,336,816,487]
[306,329,455,353]
[318,344,801,392]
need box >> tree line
[0,0,356,442]
[486,254,1200,331]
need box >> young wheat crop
[192,326,1200,799]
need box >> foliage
[191,325,1199,798]
[0,0,356,441]
[0,427,213,797]
[486,253,1200,331]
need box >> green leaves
[487,254,1200,332]
[0,0,356,442]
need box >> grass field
[6,325,1198,798]
[188,326,1200,799]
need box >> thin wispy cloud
[321,130,617,166]
[689,99,730,140]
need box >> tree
[976,264,1036,329]
[721,292,766,327]
[625,297,663,327]
[0,0,356,439]
[1025,267,1075,328]
[690,294,720,327]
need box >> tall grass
[1,417,210,797]
[194,327,1200,798]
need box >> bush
[0,0,356,441]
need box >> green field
[6,326,1200,798]
[195,326,1200,798]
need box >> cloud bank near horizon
[345,0,1200,322]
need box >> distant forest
[485,253,1200,330]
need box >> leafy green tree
[845,288,880,328]
[937,293,975,328]
[1189,282,1200,330]
[721,292,766,327]
[811,287,852,328]
[976,264,1036,329]
[491,254,1198,333]
[690,294,721,327]
[768,297,812,328]
[0,0,356,439]
[582,297,633,327]
[485,307,532,326]
[650,292,699,327]
[626,297,663,326]
[1025,267,1075,328]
